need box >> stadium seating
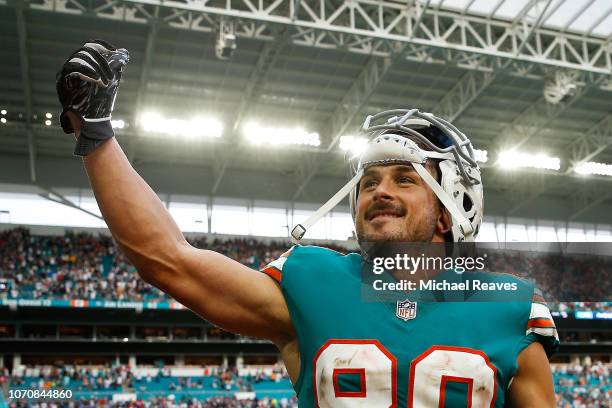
[1,227,610,407]
[4,362,610,407]
[552,362,611,407]
[0,227,610,314]
[6,364,297,407]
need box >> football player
[56,40,558,407]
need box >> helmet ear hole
[462,193,473,213]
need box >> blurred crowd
[8,365,134,391]
[0,228,341,303]
[3,363,296,408]
[7,364,290,393]
[0,228,162,302]
[485,251,612,311]
[3,362,611,407]
[6,397,296,408]
[553,362,611,408]
[0,227,610,314]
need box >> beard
[356,205,438,244]
[356,208,439,262]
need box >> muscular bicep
[506,342,556,408]
[148,242,294,344]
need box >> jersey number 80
[314,340,497,408]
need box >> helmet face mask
[354,109,481,184]
[290,109,484,245]
[351,109,483,243]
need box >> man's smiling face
[355,163,449,243]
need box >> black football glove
[56,39,129,156]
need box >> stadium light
[575,161,612,177]
[244,122,320,147]
[111,119,125,129]
[0,118,6,124]
[45,112,53,119]
[473,149,488,163]
[140,112,223,139]
[44,120,52,126]
[1,109,6,115]
[498,150,560,171]
[339,135,368,157]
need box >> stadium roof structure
[0,0,611,224]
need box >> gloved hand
[56,39,129,156]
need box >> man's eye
[363,179,378,189]
[397,176,413,184]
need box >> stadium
[0,0,611,407]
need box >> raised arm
[84,135,293,342]
[57,41,294,346]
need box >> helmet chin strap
[290,161,474,244]
[291,168,364,244]
[411,162,473,239]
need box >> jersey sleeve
[522,289,560,357]
[259,247,295,283]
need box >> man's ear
[436,208,451,236]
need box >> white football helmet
[291,109,484,244]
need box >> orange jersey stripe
[527,318,556,328]
[262,266,282,283]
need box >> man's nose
[372,177,394,201]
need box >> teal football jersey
[261,245,559,408]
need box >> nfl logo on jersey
[396,299,417,321]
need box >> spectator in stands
[6,360,608,407]
[2,227,611,314]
